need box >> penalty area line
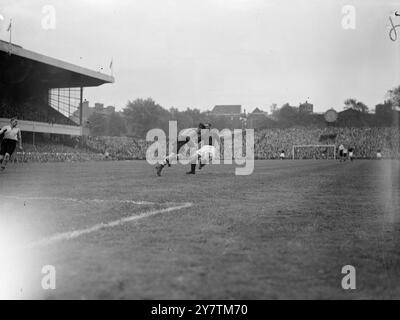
[27,202,193,249]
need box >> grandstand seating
[5,127,399,163]
[254,127,400,159]
[0,100,77,126]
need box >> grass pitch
[0,159,399,299]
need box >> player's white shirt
[343,148,348,154]
[377,152,382,158]
[280,152,285,158]
[338,144,344,151]
[1,125,20,141]
[349,151,354,157]
[196,145,217,161]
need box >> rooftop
[0,40,114,88]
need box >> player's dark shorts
[0,139,17,156]
[339,150,343,157]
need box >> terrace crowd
[0,100,77,126]
[254,127,400,159]
[8,127,400,163]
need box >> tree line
[87,85,400,138]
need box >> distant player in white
[279,150,285,160]
[338,144,344,162]
[376,149,382,159]
[348,147,354,161]
[343,147,348,161]
[0,117,23,171]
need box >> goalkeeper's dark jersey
[176,128,220,151]
[176,139,189,152]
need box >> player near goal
[343,146,348,161]
[348,147,355,161]
[338,144,344,161]
[0,117,23,171]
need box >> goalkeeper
[155,123,219,176]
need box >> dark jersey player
[155,123,219,176]
[155,123,206,176]
[187,123,220,175]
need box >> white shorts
[196,145,217,161]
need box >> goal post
[292,145,336,160]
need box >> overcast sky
[0,0,399,113]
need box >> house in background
[299,101,314,114]
[208,105,243,129]
[212,105,242,116]
[70,100,116,124]
[247,107,270,129]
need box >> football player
[155,123,219,176]
[0,117,23,171]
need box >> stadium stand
[0,98,77,125]
[85,136,150,160]
[254,127,400,159]
[12,127,397,163]
[0,40,114,139]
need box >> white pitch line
[0,194,154,205]
[27,202,193,248]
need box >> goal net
[292,145,336,160]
